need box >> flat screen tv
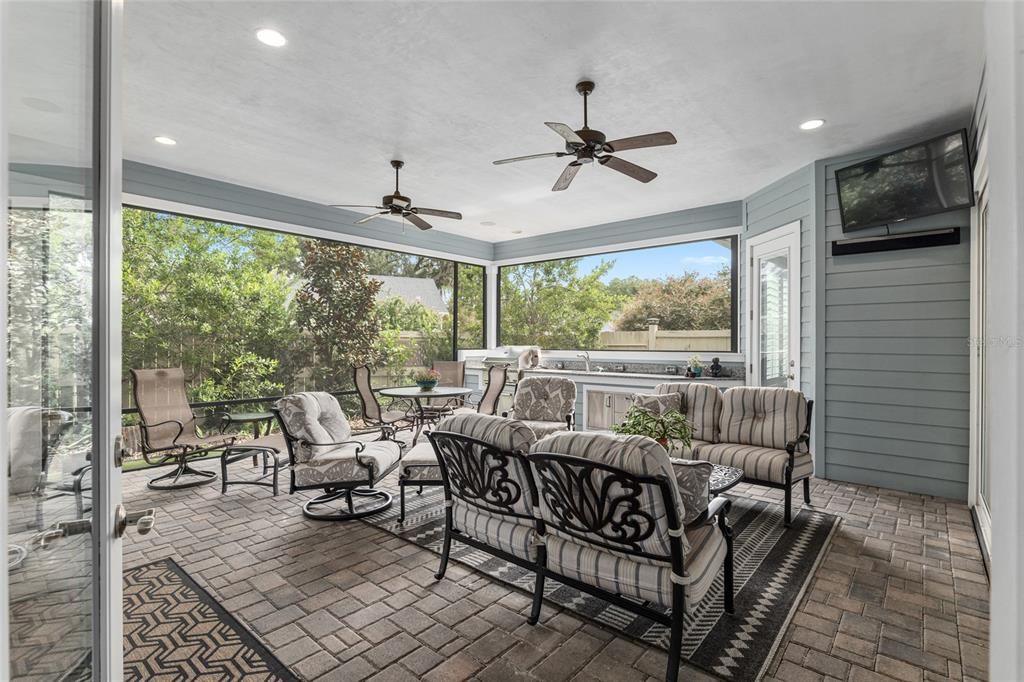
[835,129,974,233]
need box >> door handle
[788,374,796,381]
[114,505,156,538]
[30,518,93,549]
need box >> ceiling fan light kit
[493,79,677,191]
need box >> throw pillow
[632,392,680,416]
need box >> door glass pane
[759,252,790,387]
[979,203,989,508]
[6,0,95,678]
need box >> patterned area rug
[123,558,298,681]
[369,487,839,681]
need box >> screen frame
[835,128,975,233]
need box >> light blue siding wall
[741,165,816,403]
[816,150,971,500]
[10,162,494,262]
[491,201,743,262]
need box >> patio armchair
[130,368,235,490]
[273,391,403,520]
[502,375,577,439]
[694,386,814,526]
[528,431,734,682]
[427,413,545,622]
[396,364,510,522]
[353,365,417,433]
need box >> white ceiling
[11,1,984,241]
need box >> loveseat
[646,384,813,526]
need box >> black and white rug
[368,487,838,681]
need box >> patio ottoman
[398,442,442,523]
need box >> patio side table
[709,464,744,496]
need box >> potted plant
[412,368,441,390]
[688,355,704,378]
[612,406,692,450]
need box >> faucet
[576,352,591,372]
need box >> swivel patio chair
[529,431,734,682]
[503,375,577,438]
[397,363,510,522]
[131,367,235,490]
[274,391,403,520]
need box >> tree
[122,208,299,400]
[294,240,403,388]
[614,266,732,332]
[500,259,624,349]
[456,265,485,348]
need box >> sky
[578,239,732,282]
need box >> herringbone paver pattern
[122,458,989,681]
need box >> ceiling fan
[493,80,677,192]
[330,160,462,231]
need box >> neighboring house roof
[372,275,448,314]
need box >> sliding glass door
[4,1,124,679]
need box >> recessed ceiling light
[511,230,523,235]
[799,119,825,131]
[480,221,496,227]
[153,136,177,146]
[256,28,287,47]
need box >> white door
[3,1,125,679]
[747,223,801,388]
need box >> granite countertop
[519,367,739,382]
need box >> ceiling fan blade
[412,207,463,220]
[405,212,433,231]
[330,204,384,209]
[599,155,657,183]
[604,131,677,153]
[355,211,388,225]
[545,122,585,146]
[552,161,583,192]
[493,152,568,165]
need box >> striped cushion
[435,413,536,452]
[718,387,808,450]
[665,438,710,459]
[399,442,440,482]
[530,431,689,554]
[544,521,726,611]
[452,502,539,562]
[433,413,538,517]
[654,383,723,443]
[693,442,813,484]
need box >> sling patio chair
[419,360,467,424]
[130,368,235,490]
[353,365,418,434]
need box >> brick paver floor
[122,457,989,681]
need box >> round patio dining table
[378,386,473,445]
